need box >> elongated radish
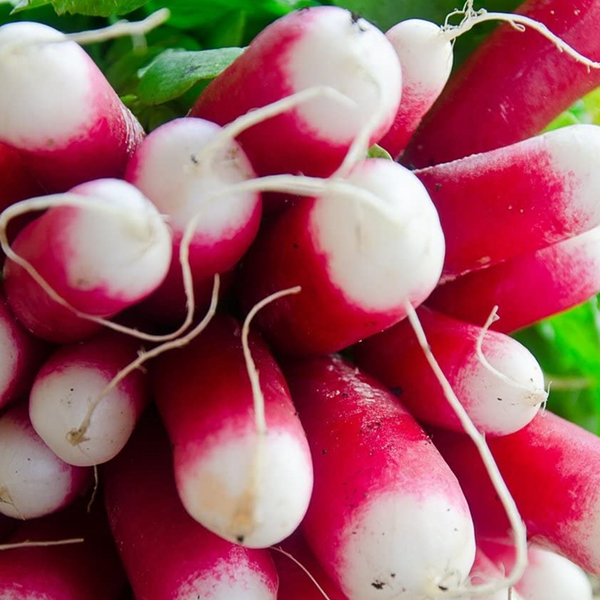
[355,306,546,436]
[190,6,401,178]
[105,413,279,600]
[0,404,91,519]
[126,117,261,320]
[152,314,313,548]
[378,20,453,159]
[283,355,476,600]
[432,411,600,575]
[404,0,600,167]
[239,158,445,355]
[0,22,143,192]
[2,179,172,343]
[29,331,148,467]
[0,290,45,411]
[428,226,600,333]
[271,533,349,600]
[0,503,125,600]
[415,124,600,279]
[0,142,41,212]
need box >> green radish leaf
[13,0,150,15]
[137,46,243,105]
[10,0,52,13]
[367,144,393,160]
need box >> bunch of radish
[1,1,600,599]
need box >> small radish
[283,354,476,600]
[0,142,42,212]
[0,22,144,192]
[190,6,402,178]
[2,179,172,343]
[432,411,600,576]
[152,314,313,548]
[0,404,91,520]
[126,117,261,321]
[29,331,148,467]
[104,413,279,600]
[404,0,600,167]
[239,158,445,355]
[415,124,600,279]
[428,226,600,333]
[355,306,546,436]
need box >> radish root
[404,302,528,599]
[0,538,84,551]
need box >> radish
[0,503,125,600]
[355,306,546,436]
[378,20,453,160]
[283,354,476,600]
[152,314,313,548]
[432,411,600,575]
[0,142,41,212]
[428,226,600,333]
[0,404,91,520]
[415,124,600,279]
[190,6,402,178]
[0,22,145,192]
[29,331,148,467]
[125,117,261,321]
[239,158,445,355]
[404,0,600,167]
[104,413,279,600]
[0,290,45,411]
[1,179,172,343]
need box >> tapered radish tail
[428,227,600,333]
[191,6,401,178]
[355,306,546,436]
[415,125,600,279]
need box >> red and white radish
[433,411,600,575]
[416,124,600,279]
[0,22,144,192]
[0,404,91,520]
[284,354,476,600]
[0,142,41,213]
[152,314,313,548]
[2,179,172,343]
[355,306,546,436]
[29,331,148,467]
[428,226,600,333]
[239,158,445,355]
[126,117,261,320]
[105,414,279,600]
[190,6,401,178]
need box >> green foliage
[367,144,393,160]
[12,0,150,16]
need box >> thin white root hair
[0,194,196,344]
[271,546,334,600]
[404,302,528,598]
[0,538,84,551]
[230,285,301,541]
[66,275,220,448]
[0,487,25,521]
[475,306,548,407]
[441,0,600,71]
[87,465,99,513]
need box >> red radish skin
[355,307,546,436]
[0,22,143,192]
[3,179,172,343]
[404,0,600,168]
[29,331,148,467]
[378,20,453,160]
[0,404,91,520]
[126,117,261,320]
[0,291,46,411]
[415,125,600,279]
[190,6,401,178]
[0,142,42,212]
[239,158,445,355]
[152,315,313,548]
[428,226,600,333]
[271,533,349,600]
[0,504,125,600]
[432,411,600,575]
[105,415,279,600]
[284,355,476,600]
